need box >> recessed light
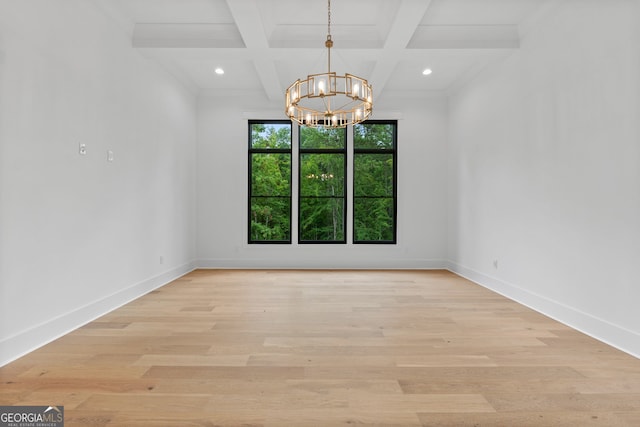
[422,68,433,76]
[214,67,224,75]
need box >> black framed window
[248,120,292,243]
[299,125,347,243]
[353,120,397,243]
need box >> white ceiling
[95,0,549,101]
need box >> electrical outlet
[79,143,87,155]
[107,150,114,162]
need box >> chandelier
[285,0,373,129]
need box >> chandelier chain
[328,0,331,37]
[326,0,332,77]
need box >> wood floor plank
[143,365,306,380]
[1,269,639,426]
[418,411,627,427]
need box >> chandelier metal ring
[285,0,373,129]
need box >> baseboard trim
[196,258,448,270]
[0,261,197,367]
[446,261,640,359]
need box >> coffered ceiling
[93,0,549,101]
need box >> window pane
[300,126,345,149]
[251,123,291,149]
[354,154,393,197]
[299,123,347,244]
[299,197,345,242]
[299,151,345,243]
[353,121,397,244]
[354,198,394,242]
[300,153,345,197]
[353,123,394,149]
[249,120,291,244]
[250,197,291,241]
[251,153,291,196]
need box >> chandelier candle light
[285,0,373,129]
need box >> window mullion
[291,123,299,245]
[346,124,354,245]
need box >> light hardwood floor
[2,270,640,426]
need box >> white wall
[197,95,448,269]
[447,0,640,356]
[0,0,198,365]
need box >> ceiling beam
[225,0,282,102]
[368,0,433,97]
